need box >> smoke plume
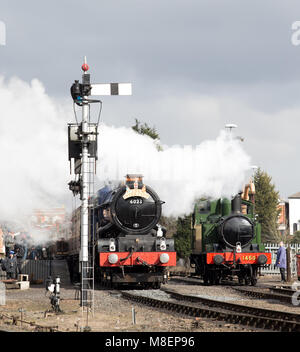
[0,76,252,231]
[0,76,70,231]
[97,124,251,216]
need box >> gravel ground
[0,275,298,332]
[0,284,257,332]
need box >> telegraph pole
[68,58,132,307]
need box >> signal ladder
[80,157,96,316]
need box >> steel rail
[232,287,299,304]
[162,288,300,322]
[269,287,299,297]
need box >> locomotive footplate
[99,251,177,267]
[206,252,272,265]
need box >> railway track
[0,312,60,332]
[269,286,299,297]
[170,275,300,305]
[162,288,300,322]
[120,289,300,332]
[233,286,300,305]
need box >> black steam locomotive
[67,175,176,288]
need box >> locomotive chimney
[231,192,242,213]
[125,174,144,189]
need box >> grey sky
[1,0,300,199]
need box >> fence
[261,243,300,276]
[0,260,71,284]
[0,260,51,282]
[20,260,51,282]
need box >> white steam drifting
[0,76,252,229]
[97,125,251,216]
[0,76,70,226]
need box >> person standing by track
[275,241,287,283]
[1,251,18,279]
[4,232,15,257]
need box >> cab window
[198,200,210,214]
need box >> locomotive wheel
[203,275,209,285]
[208,272,216,285]
[244,277,250,285]
[250,277,257,286]
[203,268,209,285]
[153,282,161,289]
[214,274,220,285]
[243,265,255,286]
[250,265,257,286]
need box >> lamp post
[225,123,238,133]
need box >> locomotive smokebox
[219,214,254,248]
[97,175,163,234]
[218,192,255,248]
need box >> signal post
[68,58,132,307]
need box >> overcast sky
[1,0,300,200]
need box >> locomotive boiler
[190,184,271,286]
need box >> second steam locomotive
[190,182,271,285]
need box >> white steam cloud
[0,76,70,228]
[0,76,252,230]
[97,125,251,216]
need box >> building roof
[288,192,300,199]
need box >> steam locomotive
[190,183,271,285]
[67,175,176,288]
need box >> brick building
[277,200,289,236]
[30,206,70,241]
